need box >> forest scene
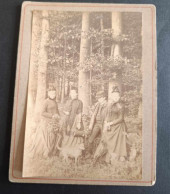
[23,10,142,180]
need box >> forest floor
[23,112,142,180]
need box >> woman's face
[110,92,120,103]
[70,90,78,100]
[48,90,56,99]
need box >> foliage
[46,11,81,84]
[33,11,142,115]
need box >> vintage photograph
[23,10,143,180]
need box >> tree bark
[27,11,41,113]
[66,79,70,97]
[55,76,59,101]
[61,74,65,103]
[109,12,123,100]
[100,14,104,56]
[34,10,49,120]
[138,26,142,119]
[61,33,67,103]
[111,12,122,57]
[59,77,62,101]
[78,12,90,115]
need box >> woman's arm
[41,100,53,118]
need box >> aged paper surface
[9,2,157,186]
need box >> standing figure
[94,90,127,164]
[86,91,107,157]
[59,90,84,163]
[30,86,60,158]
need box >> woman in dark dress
[94,91,127,163]
[30,86,60,158]
[59,90,84,148]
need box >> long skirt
[102,122,127,157]
[94,122,127,161]
[30,118,57,158]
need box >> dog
[56,134,85,166]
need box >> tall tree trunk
[111,12,122,57]
[138,26,143,119]
[78,12,90,115]
[55,76,59,101]
[89,68,92,106]
[34,10,49,120]
[28,11,41,113]
[100,13,105,92]
[61,33,67,103]
[61,74,65,103]
[66,79,70,97]
[89,37,93,106]
[109,12,123,100]
[100,14,104,56]
[59,77,62,101]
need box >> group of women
[29,85,128,165]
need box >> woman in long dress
[30,86,60,158]
[59,90,84,148]
[94,91,127,163]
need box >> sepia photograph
[22,10,143,180]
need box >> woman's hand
[52,114,60,119]
[108,122,113,126]
[88,126,92,131]
[63,111,69,116]
[104,122,112,131]
[77,122,81,130]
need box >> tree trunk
[61,74,65,103]
[61,33,67,103]
[100,14,104,56]
[111,12,122,57]
[78,12,90,115]
[27,11,41,113]
[100,14,105,92]
[59,77,62,101]
[138,26,142,119]
[109,12,123,100]
[34,11,49,120]
[66,79,70,97]
[55,77,59,101]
